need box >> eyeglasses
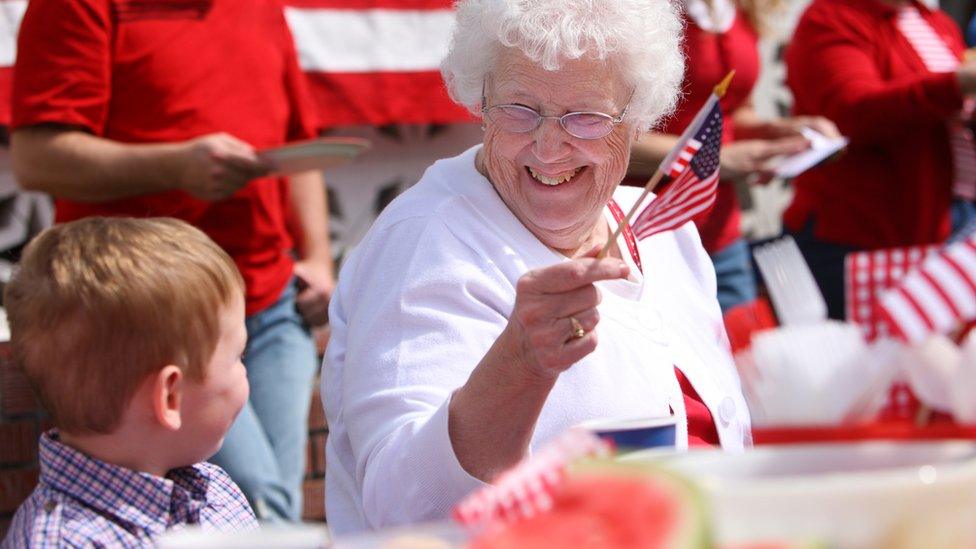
[481,85,634,140]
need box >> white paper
[773,127,848,179]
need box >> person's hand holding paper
[719,113,844,184]
[259,137,370,176]
[773,126,849,179]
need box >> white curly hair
[441,0,685,133]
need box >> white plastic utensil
[745,321,869,426]
[753,236,828,326]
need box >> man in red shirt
[11,0,333,521]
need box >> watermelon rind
[567,457,714,549]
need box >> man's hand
[293,256,335,328]
[177,133,271,201]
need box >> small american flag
[877,234,976,343]
[631,95,724,240]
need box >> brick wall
[0,342,43,537]
[0,343,328,539]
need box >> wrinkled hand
[293,257,335,328]
[504,251,630,382]
[177,133,271,201]
[720,137,810,184]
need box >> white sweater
[323,146,751,534]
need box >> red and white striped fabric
[452,429,611,529]
[0,0,471,128]
[896,6,976,200]
[845,245,938,341]
[666,139,702,179]
[284,0,470,127]
[877,234,976,343]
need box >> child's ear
[152,365,184,431]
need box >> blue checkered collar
[38,430,218,535]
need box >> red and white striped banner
[877,234,976,343]
[0,0,471,128]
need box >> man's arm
[288,170,336,327]
[11,127,269,202]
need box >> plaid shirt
[2,431,257,548]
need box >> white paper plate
[622,441,976,547]
[332,521,467,548]
[260,137,371,175]
[158,524,330,548]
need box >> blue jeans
[709,238,758,313]
[950,199,976,241]
[210,281,318,521]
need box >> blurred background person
[785,0,976,319]
[10,0,333,521]
[629,0,839,313]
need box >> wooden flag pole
[598,70,735,259]
[597,171,664,258]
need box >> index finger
[521,257,629,295]
[803,117,841,139]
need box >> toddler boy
[1,217,257,547]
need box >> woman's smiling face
[480,49,635,253]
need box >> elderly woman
[323,0,752,534]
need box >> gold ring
[570,316,586,339]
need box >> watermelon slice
[469,459,711,548]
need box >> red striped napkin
[845,245,938,341]
[452,429,612,529]
[877,235,976,344]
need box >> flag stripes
[878,236,976,343]
[631,96,723,240]
[0,0,469,128]
[666,139,702,179]
[896,6,976,200]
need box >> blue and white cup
[579,416,677,451]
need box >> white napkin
[951,332,976,422]
[902,334,960,414]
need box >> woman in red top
[785,0,976,319]
[630,0,839,313]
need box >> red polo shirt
[784,0,964,249]
[12,0,320,315]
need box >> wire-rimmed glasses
[481,85,633,140]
